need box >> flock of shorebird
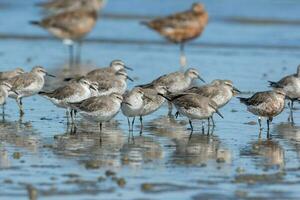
[0,1,299,138]
[0,62,299,137]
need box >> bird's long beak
[233,87,241,93]
[197,75,205,83]
[124,65,133,71]
[46,72,56,77]
[123,101,132,106]
[10,89,19,95]
[215,109,224,119]
[89,84,97,91]
[126,75,134,82]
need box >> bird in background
[142,3,208,68]
[0,68,24,81]
[30,9,98,68]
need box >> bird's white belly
[169,81,190,93]
[284,80,300,99]
[121,98,143,117]
[80,104,121,123]
[212,91,232,108]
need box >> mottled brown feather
[145,3,208,43]
[39,9,97,39]
[8,73,38,90]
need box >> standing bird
[238,89,286,136]
[185,79,240,125]
[121,87,149,131]
[269,65,300,115]
[0,68,25,81]
[7,66,55,116]
[142,3,208,67]
[30,9,98,67]
[71,93,129,141]
[37,0,106,14]
[138,68,205,115]
[159,93,223,132]
[39,78,97,124]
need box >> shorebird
[159,93,223,132]
[185,79,240,125]
[86,60,133,80]
[7,66,55,116]
[70,93,129,139]
[30,9,98,67]
[138,68,204,115]
[37,0,106,13]
[0,82,15,118]
[0,68,24,81]
[121,87,150,131]
[139,68,204,92]
[141,3,208,67]
[269,65,300,114]
[39,77,97,124]
[238,89,286,135]
[91,70,133,96]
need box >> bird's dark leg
[189,119,193,133]
[180,42,187,68]
[267,118,271,138]
[139,116,143,135]
[17,97,24,116]
[131,117,135,130]
[168,101,173,116]
[175,111,180,119]
[207,118,210,135]
[127,117,131,131]
[99,122,103,144]
[70,109,75,124]
[258,117,262,131]
[75,40,82,65]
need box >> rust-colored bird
[142,3,208,68]
[30,9,98,68]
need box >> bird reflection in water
[0,120,39,168]
[241,138,284,170]
[275,122,300,160]
[121,135,163,168]
[53,121,125,168]
[171,134,231,166]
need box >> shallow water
[1,0,300,199]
